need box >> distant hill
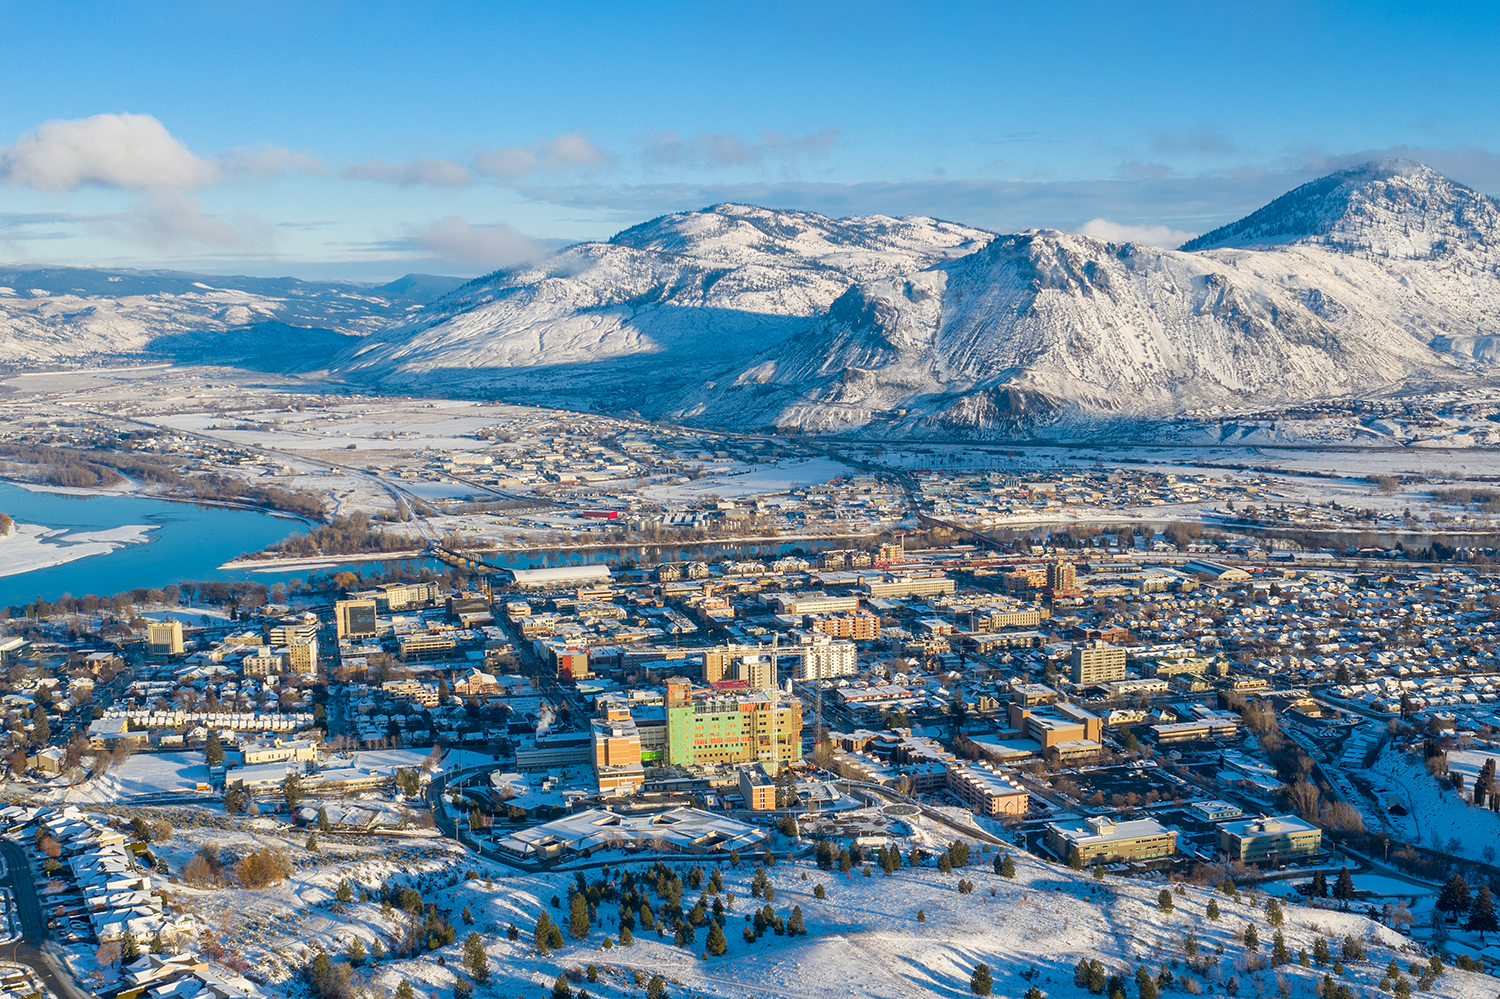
[8,163,1500,438]
[334,161,1500,434]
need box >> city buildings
[1218,814,1323,864]
[1044,816,1178,866]
[1071,640,1127,685]
[147,620,184,656]
[944,762,1029,816]
[738,762,777,810]
[664,679,803,768]
[335,598,378,639]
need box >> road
[0,841,90,999]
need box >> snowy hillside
[335,162,1500,435]
[336,204,992,391]
[9,163,1500,436]
[0,266,460,369]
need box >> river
[0,481,863,606]
[0,481,310,606]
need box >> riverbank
[0,476,320,524]
[218,548,430,571]
[217,531,881,572]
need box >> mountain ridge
[334,160,1500,434]
[4,161,1500,438]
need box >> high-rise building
[1047,559,1077,593]
[792,635,858,681]
[664,678,802,768]
[147,620,184,656]
[592,703,645,795]
[335,599,378,639]
[1070,640,1127,685]
[284,640,319,675]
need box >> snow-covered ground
[1371,749,1500,864]
[640,458,860,502]
[0,520,156,577]
[52,797,1488,999]
[42,752,212,802]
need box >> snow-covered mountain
[336,161,1500,434]
[335,205,992,396]
[0,267,463,370]
[7,161,1500,437]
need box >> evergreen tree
[971,963,993,996]
[335,879,353,904]
[1025,989,1044,999]
[1158,889,1174,913]
[1266,898,1284,927]
[305,833,318,852]
[1313,937,1331,965]
[205,730,224,767]
[1244,924,1259,952]
[552,972,572,999]
[787,905,806,936]
[464,931,489,981]
[396,981,414,999]
[569,891,590,940]
[347,938,366,967]
[535,911,556,955]
[282,770,304,810]
[1206,899,1220,921]
[620,924,633,946]
[120,929,140,963]
[1000,854,1016,878]
[1333,867,1355,907]
[705,919,728,956]
[646,974,667,999]
[1311,870,1327,898]
[1467,886,1497,943]
[1437,874,1471,915]
[1273,932,1290,966]
[1136,966,1158,999]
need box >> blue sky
[1,0,1498,280]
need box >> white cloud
[1077,218,1197,248]
[471,133,611,180]
[413,216,543,267]
[0,113,217,190]
[102,190,274,251]
[639,128,838,167]
[0,114,324,191]
[219,145,324,178]
[343,157,472,187]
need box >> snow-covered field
[640,458,860,502]
[41,752,213,803]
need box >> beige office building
[1070,640,1127,685]
[147,620,185,656]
